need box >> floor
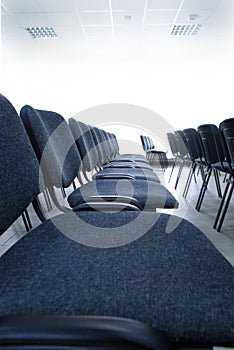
[0,162,233,350]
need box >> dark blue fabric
[0,211,233,345]
[0,95,40,234]
[94,168,160,182]
[68,179,178,209]
[69,118,99,172]
[20,105,81,188]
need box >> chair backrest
[110,134,120,155]
[89,126,107,167]
[174,130,188,158]
[0,94,40,235]
[20,105,82,188]
[219,118,234,171]
[69,118,99,172]
[183,128,203,161]
[197,124,225,166]
[167,133,177,157]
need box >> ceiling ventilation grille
[170,24,201,36]
[26,27,58,39]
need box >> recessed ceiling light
[123,15,133,21]
[26,27,58,39]
[170,24,201,36]
[188,14,199,21]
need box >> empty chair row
[167,122,234,232]
[17,103,179,221]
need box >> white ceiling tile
[1,0,41,13]
[37,0,77,12]
[145,10,177,24]
[53,26,85,39]
[111,0,145,11]
[84,25,113,37]
[1,3,9,13]
[75,0,109,12]
[80,12,111,26]
[216,0,234,9]
[147,0,182,10]
[207,7,231,24]
[176,9,212,24]
[2,27,33,41]
[143,24,171,36]
[1,13,22,28]
[45,12,80,27]
[182,0,219,10]
[15,13,50,27]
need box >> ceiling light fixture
[188,14,199,21]
[170,24,201,36]
[26,27,58,39]
[123,15,133,21]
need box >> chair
[0,93,234,348]
[196,124,230,212]
[140,135,168,170]
[182,128,205,198]
[173,131,189,189]
[214,118,234,231]
[167,132,178,183]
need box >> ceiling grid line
[142,0,148,27]
[74,2,89,40]
[108,0,115,40]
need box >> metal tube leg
[183,163,196,198]
[196,167,212,211]
[175,160,184,190]
[213,178,231,229]
[213,169,222,198]
[217,181,234,232]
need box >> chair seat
[212,161,231,173]
[93,168,160,182]
[68,179,178,210]
[0,212,233,346]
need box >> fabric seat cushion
[67,179,178,210]
[0,212,233,346]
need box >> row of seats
[15,104,178,225]
[140,135,168,170]
[167,122,234,232]
[0,93,234,349]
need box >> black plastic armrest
[103,164,134,169]
[73,195,143,211]
[0,315,176,350]
[94,174,135,180]
[73,202,140,211]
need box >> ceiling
[1,0,233,64]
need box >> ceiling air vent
[26,27,58,39]
[170,24,201,36]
